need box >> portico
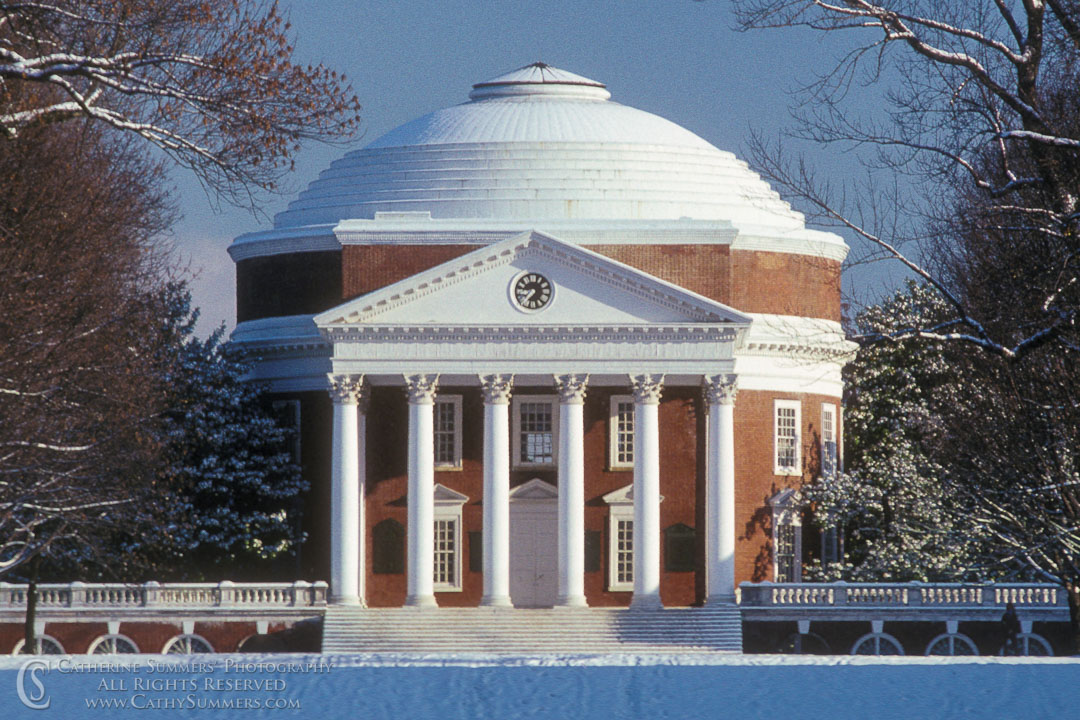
[316,231,750,611]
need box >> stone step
[322,606,743,654]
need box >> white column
[480,374,514,607]
[405,374,439,608]
[328,374,365,606]
[704,374,738,604]
[555,374,589,608]
[630,374,664,611]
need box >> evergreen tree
[136,288,307,581]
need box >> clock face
[512,272,553,311]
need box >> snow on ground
[1,652,1077,720]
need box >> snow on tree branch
[0,0,363,205]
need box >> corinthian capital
[630,373,664,405]
[554,374,589,404]
[703,374,738,406]
[404,374,439,404]
[328,373,366,406]
[480,374,514,404]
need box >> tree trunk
[22,556,39,655]
[1068,582,1080,656]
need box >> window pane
[776,523,796,583]
[616,518,634,585]
[434,400,457,465]
[616,401,634,465]
[520,401,553,463]
[433,519,456,585]
[777,406,798,469]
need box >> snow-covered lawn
[1,653,1077,719]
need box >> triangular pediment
[602,483,663,505]
[315,231,751,328]
[509,478,558,500]
[434,483,469,505]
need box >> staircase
[322,605,742,654]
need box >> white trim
[161,634,214,655]
[774,399,802,476]
[821,402,837,478]
[433,484,467,592]
[769,488,802,583]
[87,634,140,654]
[315,230,752,327]
[433,395,463,469]
[10,635,64,655]
[606,498,635,592]
[512,395,559,469]
[608,395,635,470]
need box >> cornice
[320,324,741,344]
[318,231,752,327]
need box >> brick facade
[236,244,842,322]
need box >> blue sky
[174,0,905,334]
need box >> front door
[509,479,558,607]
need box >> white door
[509,483,558,607]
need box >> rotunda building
[230,64,852,644]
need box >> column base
[480,595,513,608]
[404,595,438,608]
[555,595,588,608]
[704,593,737,607]
[629,595,663,612]
[330,595,364,607]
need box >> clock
[512,272,553,311]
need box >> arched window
[11,635,64,655]
[87,634,139,654]
[162,634,214,654]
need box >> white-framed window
[271,399,301,464]
[769,489,803,583]
[602,484,647,592]
[774,399,802,475]
[162,634,214,654]
[821,403,837,478]
[512,396,558,468]
[434,395,463,469]
[433,484,468,591]
[11,635,64,655]
[608,395,635,470]
[87,634,139,654]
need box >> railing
[0,580,329,611]
[740,581,1065,610]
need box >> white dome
[271,64,805,230]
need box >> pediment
[434,483,469,505]
[602,483,663,505]
[315,231,751,329]
[509,478,558,500]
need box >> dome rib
[271,64,806,230]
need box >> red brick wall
[733,389,842,585]
[287,384,843,606]
[236,244,841,322]
[729,249,841,321]
[341,245,474,303]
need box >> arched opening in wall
[10,635,64,655]
[162,634,215,654]
[925,633,978,656]
[850,632,904,656]
[1000,633,1054,657]
[87,634,139,654]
